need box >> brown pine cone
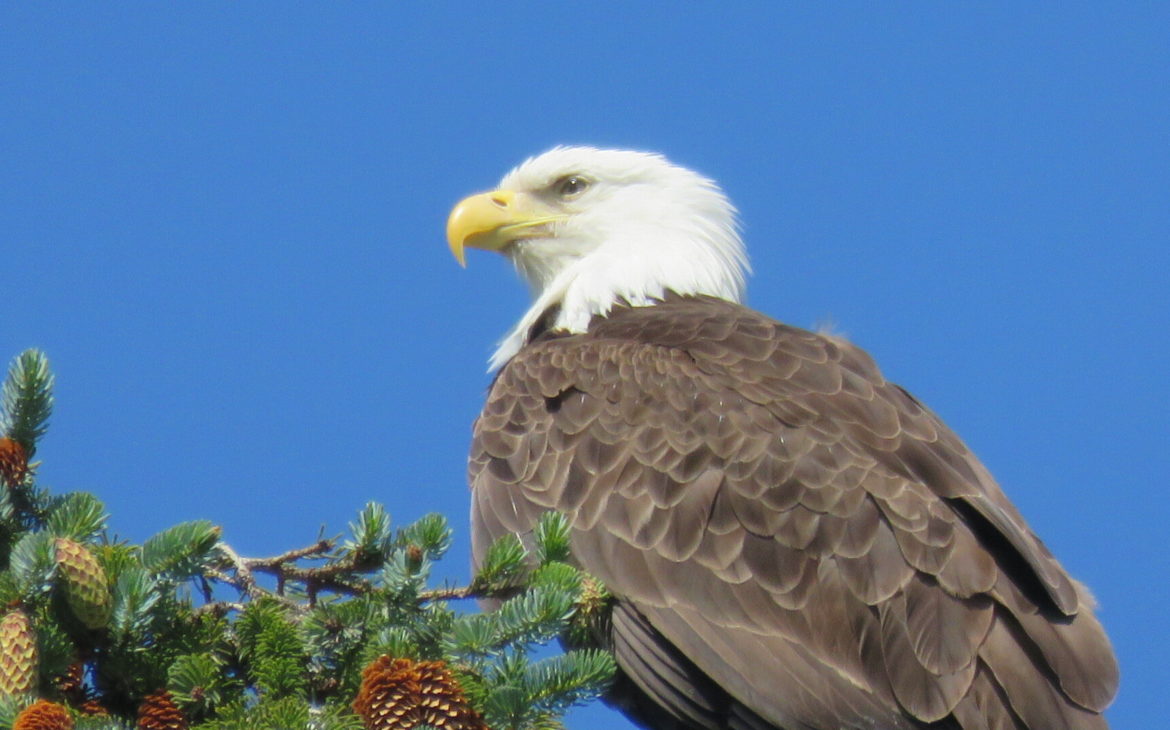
[0,437,28,488]
[353,655,487,730]
[76,698,108,716]
[0,609,38,697]
[136,690,187,730]
[12,700,74,730]
[52,662,85,705]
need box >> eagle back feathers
[469,295,1118,730]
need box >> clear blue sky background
[3,5,1166,727]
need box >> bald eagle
[447,147,1118,729]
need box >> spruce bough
[0,350,615,730]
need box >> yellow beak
[446,190,562,267]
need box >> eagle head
[447,147,749,368]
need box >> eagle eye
[554,175,590,199]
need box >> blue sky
[3,4,1166,727]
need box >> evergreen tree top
[0,350,615,730]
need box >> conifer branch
[0,349,616,728]
[0,349,53,456]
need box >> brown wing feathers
[469,295,1117,729]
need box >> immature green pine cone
[54,538,111,630]
[0,608,38,696]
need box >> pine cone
[0,609,38,696]
[353,655,487,730]
[77,698,108,716]
[136,690,187,730]
[12,700,73,730]
[53,538,111,630]
[0,437,28,487]
[52,662,85,704]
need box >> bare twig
[241,539,335,570]
[418,585,483,602]
[215,543,262,599]
[204,536,493,613]
[194,600,245,616]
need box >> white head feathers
[484,147,749,369]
